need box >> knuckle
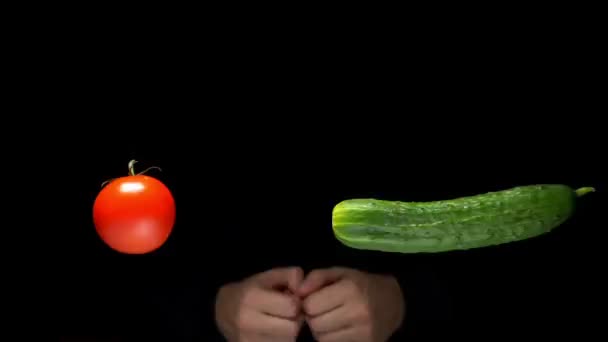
[344,279,360,294]
[277,321,299,338]
[235,309,252,331]
[362,324,373,340]
[287,322,300,337]
[240,286,252,302]
[311,326,323,340]
[306,317,318,330]
[302,298,315,314]
[287,301,299,317]
[308,270,323,282]
[240,286,259,306]
[358,305,371,322]
[235,310,246,329]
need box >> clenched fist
[297,267,405,342]
[215,267,305,341]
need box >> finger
[306,304,355,335]
[298,314,306,328]
[316,327,359,342]
[302,281,349,316]
[250,316,304,342]
[250,334,298,342]
[242,336,278,342]
[244,287,300,319]
[240,309,301,338]
[298,267,349,297]
[255,267,304,289]
[246,334,297,342]
[287,266,304,293]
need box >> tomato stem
[100,160,162,188]
[137,166,163,175]
[128,159,162,176]
[128,159,138,176]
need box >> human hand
[215,267,305,341]
[297,267,405,342]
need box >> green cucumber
[332,184,595,253]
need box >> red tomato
[93,161,176,254]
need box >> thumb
[297,267,349,297]
[254,267,304,290]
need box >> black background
[9,15,605,341]
[46,96,604,341]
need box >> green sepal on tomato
[93,160,176,254]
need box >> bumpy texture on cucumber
[332,185,594,253]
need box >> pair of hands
[215,267,405,341]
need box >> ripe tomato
[93,160,176,254]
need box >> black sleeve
[144,184,262,341]
[148,227,268,339]
[151,279,226,341]
[388,261,454,339]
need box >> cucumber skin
[332,185,591,253]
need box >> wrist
[381,274,406,334]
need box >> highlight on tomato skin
[92,160,176,254]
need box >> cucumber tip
[575,187,595,197]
